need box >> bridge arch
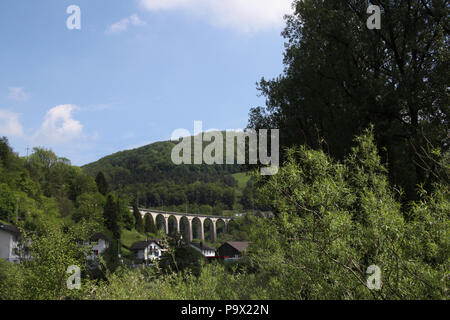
[179,216,193,242]
[192,217,203,241]
[203,218,213,241]
[167,215,179,235]
[155,214,167,234]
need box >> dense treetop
[249,0,449,200]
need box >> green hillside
[81,134,256,214]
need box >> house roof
[90,232,111,243]
[222,241,249,252]
[130,239,164,251]
[190,242,216,252]
[0,223,21,235]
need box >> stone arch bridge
[136,208,235,243]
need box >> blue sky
[0,0,291,165]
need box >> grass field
[120,228,150,248]
[232,172,251,197]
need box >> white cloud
[0,110,23,137]
[33,104,83,145]
[8,87,30,101]
[138,0,294,33]
[106,14,146,34]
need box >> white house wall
[0,230,20,262]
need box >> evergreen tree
[132,201,144,233]
[117,198,134,231]
[103,195,120,239]
[144,213,157,235]
[0,137,13,169]
[95,171,108,196]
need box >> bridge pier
[197,218,205,242]
[210,219,217,243]
[163,217,169,235]
[174,216,180,234]
[186,217,193,243]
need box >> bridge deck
[137,208,235,220]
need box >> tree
[144,213,157,235]
[249,128,449,299]
[0,137,13,169]
[15,219,95,300]
[132,201,144,233]
[95,171,108,196]
[72,192,105,225]
[68,172,97,202]
[249,0,449,201]
[103,195,120,239]
[117,197,134,231]
[0,183,15,222]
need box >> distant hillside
[82,135,254,214]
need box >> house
[0,223,22,263]
[217,241,249,260]
[189,242,217,258]
[87,232,111,260]
[130,239,167,263]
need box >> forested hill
[81,136,254,214]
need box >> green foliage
[1,129,447,300]
[1,219,96,300]
[248,128,449,299]
[82,138,247,211]
[144,213,157,235]
[89,263,265,300]
[68,170,97,203]
[0,183,16,222]
[103,195,121,239]
[221,215,256,242]
[95,171,109,196]
[101,239,121,274]
[249,0,449,201]
[0,259,26,299]
[0,137,14,169]
[117,195,134,231]
[72,192,105,225]
[132,201,144,233]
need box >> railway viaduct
[136,208,234,243]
